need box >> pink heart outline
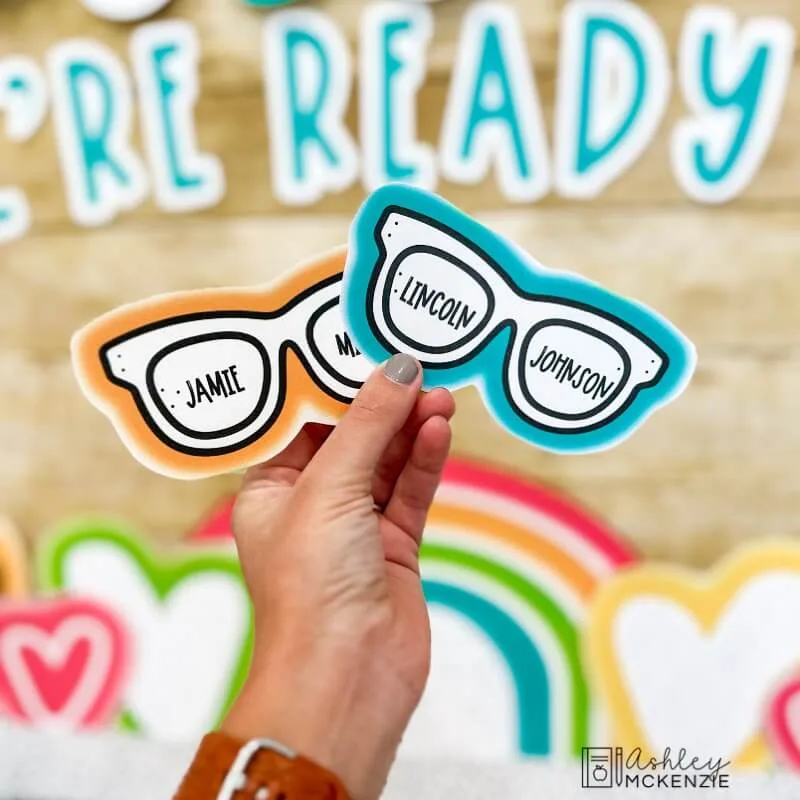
[0,598,130,730]
[766,674,800,770]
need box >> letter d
[555,0,670,198]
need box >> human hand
[222,354,455,800]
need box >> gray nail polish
[384,353,419,385]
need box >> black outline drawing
[382,244,495,355]
[306,297,367,391]
[516,320,631,422]
[98,274,362,458]
[364,205,670,435]
[147,331,272,440]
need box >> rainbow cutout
[418,459,635,759]
[188,457,635,759]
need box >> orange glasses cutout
[71,250,372,479]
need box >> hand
[222,354,455,800]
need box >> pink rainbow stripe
[190,497,235,541]
[441,458,636,567]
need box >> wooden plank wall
[1,0,799,567]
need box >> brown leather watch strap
[173,731,351,800]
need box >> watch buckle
[216,739,297,800]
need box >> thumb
[306,354,422,487]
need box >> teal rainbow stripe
[421,542,588,757]
[423,580,551,755]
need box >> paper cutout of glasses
[72,250,373,479]
[344,186,695,453]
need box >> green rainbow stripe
[420,542,589,757]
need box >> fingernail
[384,353,419,385]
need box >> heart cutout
[587,542,800,767]
[0,597,128,730]
[765,674,800,770]
[37,521,253,742]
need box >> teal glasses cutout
[342,185,696,454]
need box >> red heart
[765,674,800,770]
[0,597,129,730]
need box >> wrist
[221,637,417,800]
